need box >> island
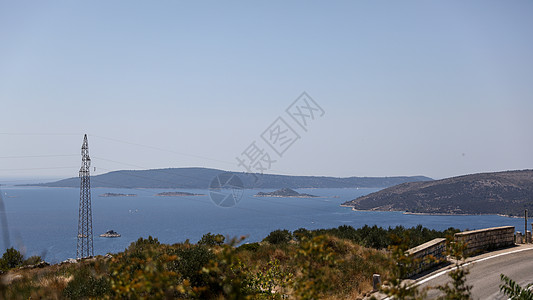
[28,167,432,189]
[99,193,137,197]
[155,191,206,197]
[342,169,533,217]
[100,230,121,238]
[255,188,318,198]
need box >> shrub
[0,247,24,270]
[168,244,214,287]
[23,256,42,266]
[263,229,293,245]
[64,267,110,299]
[128,236,160,250]
[294,235,340,299]
[293,228,312,242]
[198,232,225,246]
[238,242,260,252]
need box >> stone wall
[406,226,515,276]
[406,238,446,275]
[455,226,515,255]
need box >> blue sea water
[0,186,527,263]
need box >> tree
[263,229,293,245]
[0,247,23,270]
[381,234,425,300]
[293,235,341,299]
[437,236,472,300]
[500,274,533,300]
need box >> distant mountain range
[342,170,533,216]
[27,167,432,189]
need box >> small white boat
[100,230,121,238]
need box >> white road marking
[381,247,533,300]
[416,247,533,286]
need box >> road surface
[416,244,533,299]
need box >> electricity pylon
[76,134,93,258]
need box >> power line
[88,134,321,177]
[0,133,319,178]
[92,157,214,185]
[0,133,80,136]
[0,154,78,159]
[89,134,236,166]
[0,167,78,172]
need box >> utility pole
[525,209,528,244]
[77,134,93,258]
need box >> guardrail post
[372,274,381,291]
[516,231,523,244]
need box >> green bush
[294,228,312,241]
[63,267,110,299]
[238,242,260,252]
[198,232,225,246]
[0,247,24,270]
[23,256,42,266]
[263,229,293,245]
[168,244,214,287]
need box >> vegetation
[0,248,24,271]
[263,229,293,245]
[36,167,431,189]
[343,169,533,216]
[255,188,317,198]
[0,225,460,299]
[198,232,225,247]
[381,232,428,300]
[0,247,42,271]
[500,274,533,300]
[297,224,459,249]
[436,237,472,300]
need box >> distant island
[99,193,137,197]
[156,191,205,197]
[255,188,318,198]
[342,170,533,217]
[23,167,432,189]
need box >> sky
[0,1,532,181]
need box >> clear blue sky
[0,1,532,180]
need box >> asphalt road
[417,244,533,299]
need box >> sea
[0,186,527,263]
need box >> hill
[27,167,432,189]
[255,188,318,198]
[342,170,533,216]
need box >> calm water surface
[0,186,526,263]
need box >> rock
[61,258,78,265]
[36,261,50,268]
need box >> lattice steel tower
[77,134,93,258]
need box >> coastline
[254,195,320,198]
[341,205,521,218]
